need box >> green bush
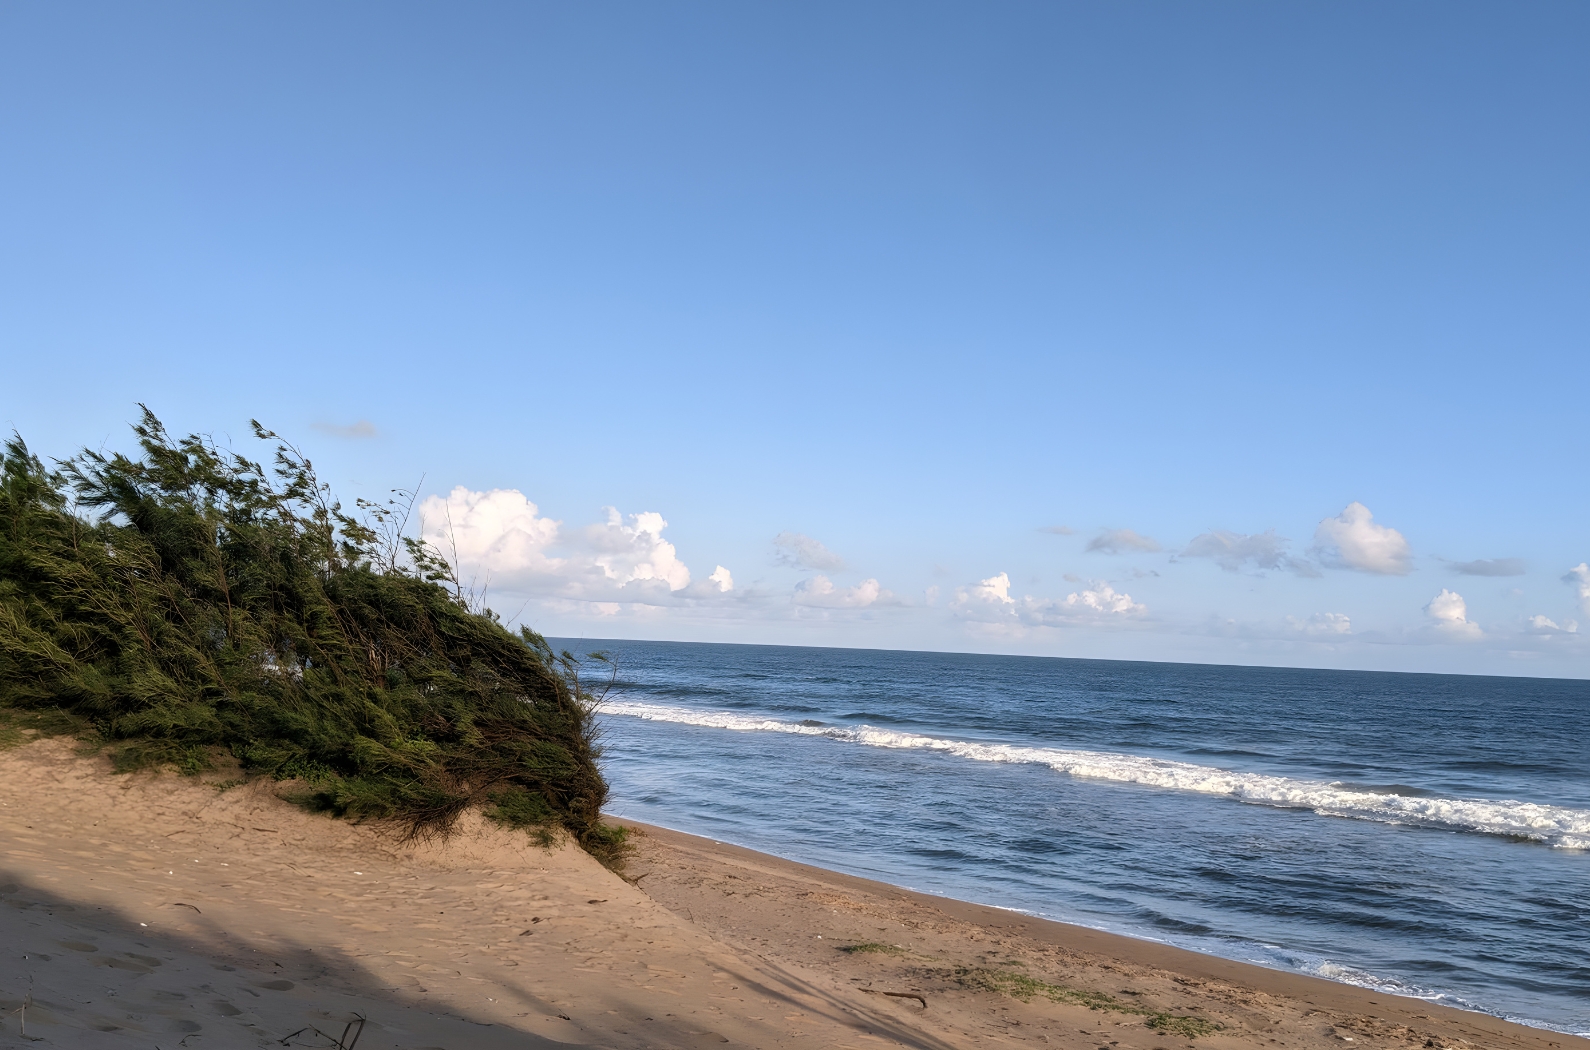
[0,409,619,858]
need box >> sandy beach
[0,736,1581,1050]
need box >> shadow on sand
[1,873,601,1049]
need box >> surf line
[604,700,1590,850]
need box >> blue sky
[3,3,1587,676]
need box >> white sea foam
[604,700,1590,850]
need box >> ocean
[564,639,1590,1036]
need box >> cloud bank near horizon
[952,572,1146,632]
[407,485,1585,663]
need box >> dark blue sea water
[564,639,1590,1036]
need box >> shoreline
[1,736,1583,1049]
[620,817,1589,1049]
[616,816,1568,1031]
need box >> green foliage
[1145,1012,1222,1038]
[0,704,91,751]
[839,942,906,955]
[577,820,635,869]
[0,409,619,857]
[952,968,1220,1037]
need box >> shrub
[0,409,619,858]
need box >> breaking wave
[604,700,1590,850]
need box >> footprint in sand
[260,979,295,991]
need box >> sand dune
[0,736,1581,1050]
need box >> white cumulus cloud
[1527,614,1577,635]
[1424,589,1481,638]
[957,571,1015,608]
[792,575,891,609]
[1312,502,1412,575]
[581,508,692,591]
[772,531,846,571]
[1060,582,1145,617]
[417,487,734,607]
[419,486,562,575]
[952,572,1145,627]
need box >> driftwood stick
[339,1014,366,1049]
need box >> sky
[2,2,1588,677]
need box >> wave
[603,700,1590,850]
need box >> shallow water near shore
[573,639,1590,1037]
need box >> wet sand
[0,736,1581,1049]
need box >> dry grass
[951,967,1221,1037]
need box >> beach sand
[0,736,1581,1050]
